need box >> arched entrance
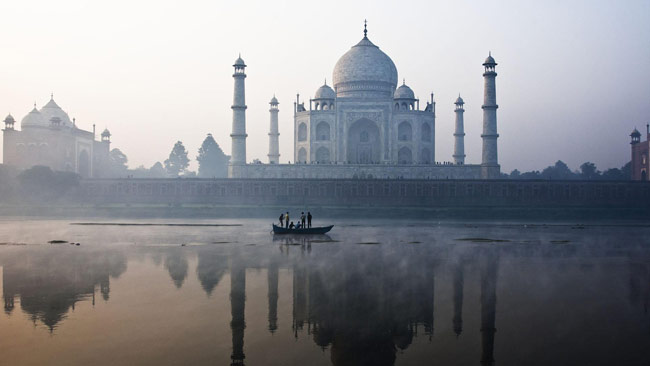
[398,147,412,164]
[316,147,330,163]
[298,147,307,163]
[78,150,90,178]
[347,118,380,164]
[642,170,647,181]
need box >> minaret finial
[324,78,327,85]
[403,78,405,85]
[50,92,53,100]
[363,19,368,38]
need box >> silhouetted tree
[108,148,128,177]
[18,165,80,201]
[519,170,541,179]
[164,141,190,177]
[197,134,229,178]
[602,168,624,180]
[509,169,521,178]
[540,160,576,180]
[621,161,631,180]
[149,162,167,178]
[579,162,600,180]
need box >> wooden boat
[272,224,333,235]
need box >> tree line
[108,134,230,178]
[506,160,631,181]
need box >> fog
[1,0,648,173]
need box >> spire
[363,19,368,38]
[403,78,406,86]
[324,78,327,86]
[50,92,53,100]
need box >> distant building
[228,22,501,179]
[630,125,650,181]
[2,95,111,178]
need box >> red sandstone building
[630,125,650,181]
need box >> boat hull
[272,224,333,235]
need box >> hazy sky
[1,0,648,173]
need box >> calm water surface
[0,218,648,366]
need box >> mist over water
[0,219,648,365]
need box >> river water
[0,218,648,366]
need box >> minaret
[481,52,500,179]
[229,55,247,176]
[268,96,280,164]
[453,95,466,164]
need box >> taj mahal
[229,22,500,179]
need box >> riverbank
[1,203,649,221]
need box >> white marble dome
[39,98,72,127]
[394,83,415,99]
[314,83,336,99]
[332,37,398,98]
[20,106,46,128]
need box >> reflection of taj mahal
[229,23,500,179]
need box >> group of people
[279,211,313,229]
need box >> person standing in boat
[279,213,285,227]
[285,212,290,229]
[300,212,306,228]
[307,212,312,228]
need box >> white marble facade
[230,24,499,180]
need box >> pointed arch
[398,147,412,164]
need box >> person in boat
[296,221,302,229]
[279,213,284,227]
[285,212,290,229]
[307,212,312,228]
[301,212,306,228]
[289,221,295,229]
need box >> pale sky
[1,0,648,173]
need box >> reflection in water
[196,248,228,295]
[268,259,279,333]
[480,252,498,366]
[164,248,188,288]
[1,248,126,331]
[1,222,650,365]
[453,259,465,337]
[230,254,246,366]
[288,246,437,366]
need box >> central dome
[332,37,398,98]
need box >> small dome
[270,95,279,105]
[394,82,415,99]
[20,106,46,128]
[483,53,496,66]
[455,95,464,104]
[40,97,72,127]
[631,128,641,136]
[314,83,336,99]
[234,55,246,67]
[101,128,111,136]
[4,114,15,123]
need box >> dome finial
[363,19,368,38]
[50,92,53,100]
[324,78,327,86]
[403,78,405,85]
